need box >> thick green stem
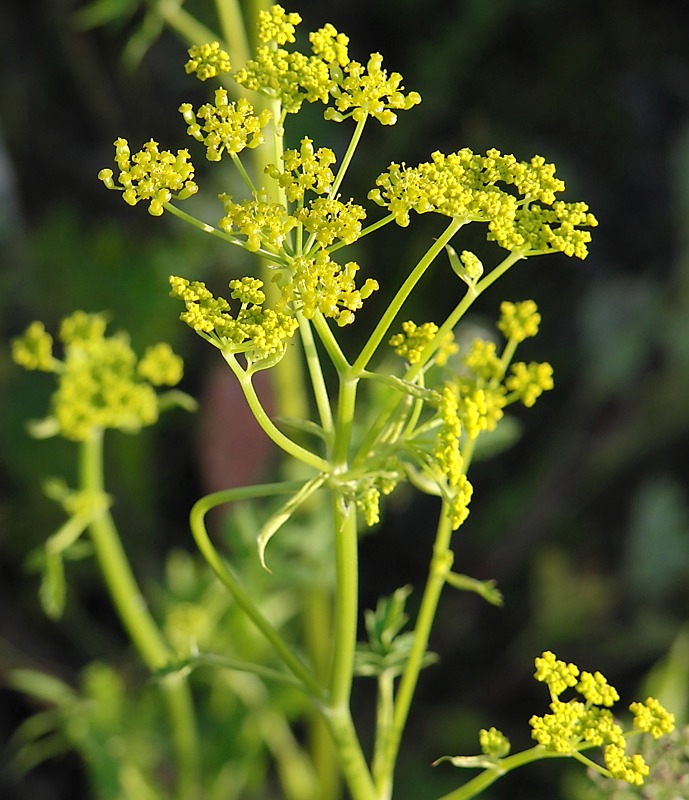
[328,497,359,707]
[79,431,199,800]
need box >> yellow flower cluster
[497,299,540,342]
[369,148,597,257]
[234,6,420,123]
[275,252,379,327]
[98,138,198,216]
[234,42,332,115]
[353,465,401,527]
[12,312,184,441]
[309,22,350,68]
[256,4,301,45]
[506,361,554,407]
[327,53,422,125]
[295,197,367,247]
[169,276,298,368]
[479,727,511,758]
[218,191,296,252]
[265,138,336,203]
[433,386,473,530]
[529,651,674,787]
[389,321,458,366]
[448,301,554,438]
[11,321,57,372]
[179,92,272,161]
[184,41,232,81]
[630,697,676,740]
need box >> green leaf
[257,475,327,570]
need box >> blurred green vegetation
[2,0,689,797]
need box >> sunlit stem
[298,314,335,436]
[190,484,326,699]
[435,747,571,800]
[223,352,329,473]
[353,216,466,376]
[374,502,454,796]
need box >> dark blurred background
[2,0,689,798]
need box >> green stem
[354,249,525,466]
[79,431,199,800]
[375,502,455,796]
[312,312,352,376]
[329,115,368,200]
[214,0,250,65]
[328,214,395,256]
[231,152,258,193]
[353,217,466,376]
[224,352,330,472]
[298,314,335,437]
[371,670,395,798]
[435,746,568,800]
[328,497,359,706]
[164,202,289,264]
[153,1,219,49]
[189,485,326,700]
[325,495,378,800]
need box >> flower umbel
[12,311,186,441]
[179,93,272,161]
[528,652,674,787]
[169,275,298,369]
[98,139,198,216]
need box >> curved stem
[223,352,330,472]
[79,431,199,800]
[190,485,326,700]
[164,202,289,264]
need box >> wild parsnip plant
[11,4,675,799]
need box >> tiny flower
[181,93,273,161]
[505,361,554,407]
[256,4,302,45]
